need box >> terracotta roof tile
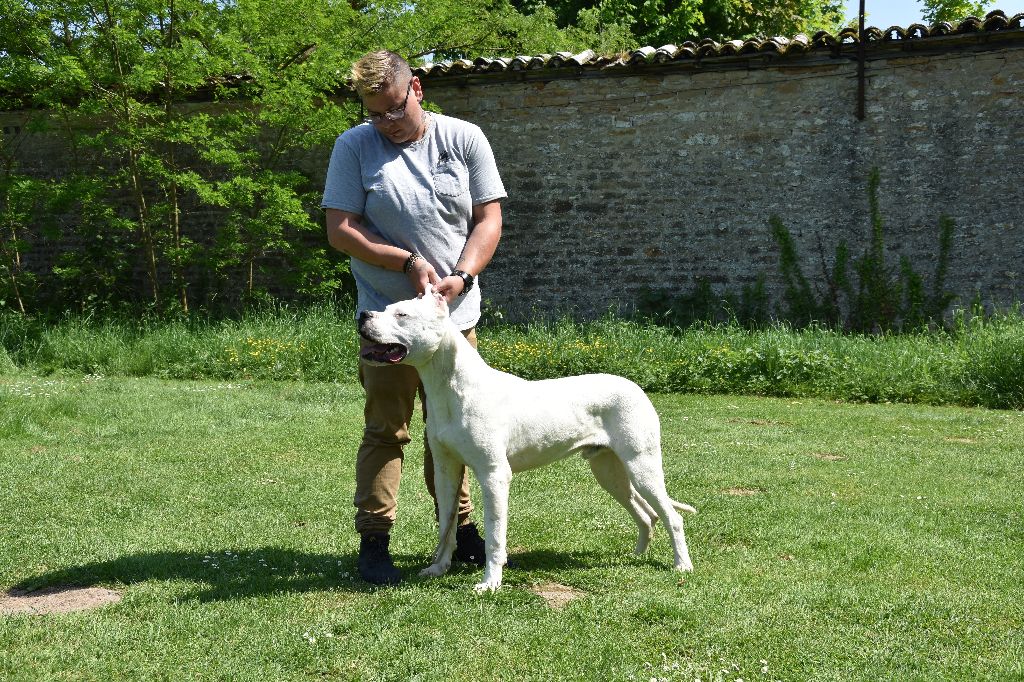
[415,11,1024,79]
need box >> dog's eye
[395,312,407,318]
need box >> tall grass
[1,306,1022,410]
[477,313,1024,410]
[0,306,362,382]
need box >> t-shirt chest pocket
[432,160,468,198]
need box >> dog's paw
[473,566,503,592]
[675,558,694,572]
[419,561,451,578]
[473,579,502,593]
[634,530,653,555]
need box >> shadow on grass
[508,548,615,572]
[10,546,620,601]
[12,547,395,601]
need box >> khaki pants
[354,328,476,535]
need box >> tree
[918,0,992,24]
[510,0,848,48]
[0,0,580,314]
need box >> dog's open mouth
[360,343,408,364]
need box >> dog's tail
[672,500,697,515]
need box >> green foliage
[637,276,769,329]
[639,171,958,335]
[919,0,993,24]
[769,168,957,333]
[565,0,641,54]
[0,173,45,314]
[2,0,347,313]
[513,0,848,48]
[3,305,1022,409]
[954,309,1024,411]
[849,167,902,332]
[378,0,580,60]
[0,0,580,317]
[508,0,999,52]
[770,216,839,327]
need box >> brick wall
[416,34,1024,320]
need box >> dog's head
[358,285,450,366]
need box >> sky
[843,0,1024,28]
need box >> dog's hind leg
[620,452,694,572]
[420,451,462,579]
[588,449,656,554]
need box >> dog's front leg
[473,462,512,592]
[420,450,462,579]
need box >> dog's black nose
[360,311,376,337]
[357,311,371,334]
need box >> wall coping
[416,11,1024,85]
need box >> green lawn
[1,374,1022,681]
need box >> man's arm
[326,208,440,292]
[435,200,502,302]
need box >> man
[322,50,506,585]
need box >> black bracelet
[403,252,423,274]
[451,269,474,295]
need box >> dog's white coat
[359,287,695,591]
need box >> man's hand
[434,275,466,302]
[406,257,440,295]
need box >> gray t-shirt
[322,113,507,329]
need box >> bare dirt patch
[811,452,846,461]
[529,582,583,609]
[1,586,122,616]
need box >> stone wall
[4,23,1023,320]
[417,32,1024,320]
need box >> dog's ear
[433,289,448,315]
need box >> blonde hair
[350,51,412,95]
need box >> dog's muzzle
[358,311,409,364]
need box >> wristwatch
[451,270,474,295]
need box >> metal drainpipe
[857,0,867,120]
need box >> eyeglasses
[364,81,413,124]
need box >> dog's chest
[425,398,501,448]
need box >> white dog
[358,286,695,591]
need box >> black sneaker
[358,533,402,585]
[454,523,487,566]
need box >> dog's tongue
[362,343,407,364]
